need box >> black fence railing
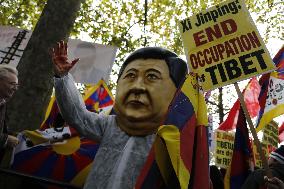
[0,168,81,189]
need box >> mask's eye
[146,73,161,81]
[123,72,136,79]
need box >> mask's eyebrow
[124,68,138,74]
[145,68,162,75]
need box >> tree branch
[207,100,230,111]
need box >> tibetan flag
[12,133,99,187]
[23,126,79,146]
[84,79,114,114]
[11,79,114,186]
[224,108,253,189]
[40,96,60,130]
[218,77,260,131]
[40,79,114,130]
[256,46,284,132]
[135,73,209,189]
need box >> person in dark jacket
[241,145,284,189]
[210,165,224,189]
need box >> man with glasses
[0,64,19,156]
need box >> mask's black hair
[117,47,188,88]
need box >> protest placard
[178,0,275,91]
[262,120,278,150]
[253,142,269,168]
[67,39,117,84]
[0,25,32,67]
[0,26,117,84]
[215,130,235,168]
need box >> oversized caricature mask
[114,47,188,136]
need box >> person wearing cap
[241,145,284,189]
[51,41,188,189]
[0,64,20,162]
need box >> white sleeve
[54,73,107,141]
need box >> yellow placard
[252,142,269,168]
[214,130,235,168]
[262,120,279,148]
[178,0,275,91]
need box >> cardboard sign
[0,26,117,84]
[67,39,117,84]
[179,0,275,91]
[215,130,235,168]
[253,142,269,168]
[262,120,279,149]
[0,26,32,67]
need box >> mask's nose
[130,76,146,91]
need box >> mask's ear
[166,57,188,88]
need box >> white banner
[0,26,117,84]
[0,25,32,67]
[68,39,117,84]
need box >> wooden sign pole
[233,82,269,171]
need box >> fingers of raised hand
[59,40,67,56]
[51,47,67,64]
[51,40,79,76]
[71,58,80,66]
[54,40,67,56]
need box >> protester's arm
[54,74,106,141]
[241,170,265,189]
[52,40,106,141]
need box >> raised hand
[51,40,79,77]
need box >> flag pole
[233,82,269,172]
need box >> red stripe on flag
[51,155,65,181]
[135,147,155,188]
[191,126,210,189]
[180,115,197,171]
[16,149,53,174]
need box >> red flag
[218,77,260,131]
[279,122,284,143]
[244,77,261,117]
[218,100,240,131]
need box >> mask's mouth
[127,100,145,106]
[125,92,149,106]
